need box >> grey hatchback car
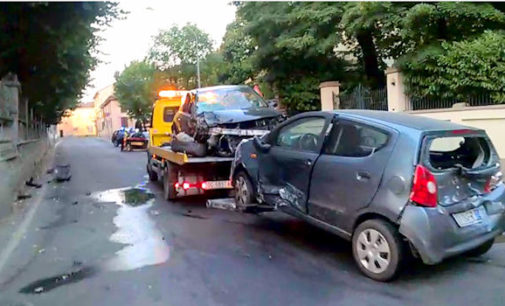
[231,110,505,281]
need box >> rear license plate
[453,207,485,227]
[204,180,232,190]
[131,142,144,146]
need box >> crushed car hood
[201,108,281,126]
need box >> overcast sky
[82,0,236,102]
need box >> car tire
[352,219,405,282]
[464,238,495,257]
[171,138,207,157]
[163,162,177,201]
[114,140,119,147]
[126,143,132,152]
[234,171,255,208]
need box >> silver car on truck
[231,110,505,281]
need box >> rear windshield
[428,136,492,170]
[163,107,178,122]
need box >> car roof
[192,85,249,94]
[331,110,481,132]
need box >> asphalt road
[0,137,504,306]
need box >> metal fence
[407,93,501,111]
[338,84,388,111]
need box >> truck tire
[464,238,495,257]
[352,219,405,282]
[146,153,158,181]
[163,162,177,201]
[171,138,207,157]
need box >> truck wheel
[147,165,157,182]
[234,171,255,208]
[163,162,177,201]
[465,238,495,257]
[352,219,405,282]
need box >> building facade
[93,84,134,140]
[57,102,96,137]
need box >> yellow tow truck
[146,90,233,200]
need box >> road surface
[0,137,504,306]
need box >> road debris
[17,194,32,200]
[26,177,42,188]
[55,164,71,182]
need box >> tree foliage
[114,61,158,124]
[236,2,349,111]
[148,23,215,89]
[0,2,121,123]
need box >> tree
[237,2,349,111]
[148,23,213,89]
[219,18,255,84]
[392,3,505,101]
[0,2,121,123]
[114,61,158,127]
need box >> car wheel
[234,171,255,208]
[163,162,177,201]
[352,219,404,282]
[126,143,132,152]
[114,140,119,147]
[465,238,495,257]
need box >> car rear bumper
[399,184,505,264]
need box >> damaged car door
[308,118,395,230]
[257,115,330,213]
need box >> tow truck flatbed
[149,145,233,165]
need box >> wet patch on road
[91,187,169,272]
[19,187,169,294]
[19,267,95,294]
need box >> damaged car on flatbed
[171,85,284,157]
[231,110,505,281]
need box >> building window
[121,117,128,127]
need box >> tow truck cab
[149,90,185,147]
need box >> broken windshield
[196,87,268,113]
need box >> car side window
[275,117,326,152]
[324,121,388,157]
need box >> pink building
[93,84,134,139]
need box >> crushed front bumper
[399,184,505,264]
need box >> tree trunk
[355,30,385,89]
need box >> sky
[82,0,236,102]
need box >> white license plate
[453,207,485,227]
[204,180,232,190]
[131,142,145,146]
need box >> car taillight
[485,171,503,193]
[410,165,438,207]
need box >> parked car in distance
[122,131,148,152]
[111,129,127,147]
[172,85,284,157]
[231,110,504,281]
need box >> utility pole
[196,56,201,88]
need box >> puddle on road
[19,267,96,294]
[19,187,169,295]
[91,187,169,272]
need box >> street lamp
[196,55,201,89]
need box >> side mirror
[253,136,271,153]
